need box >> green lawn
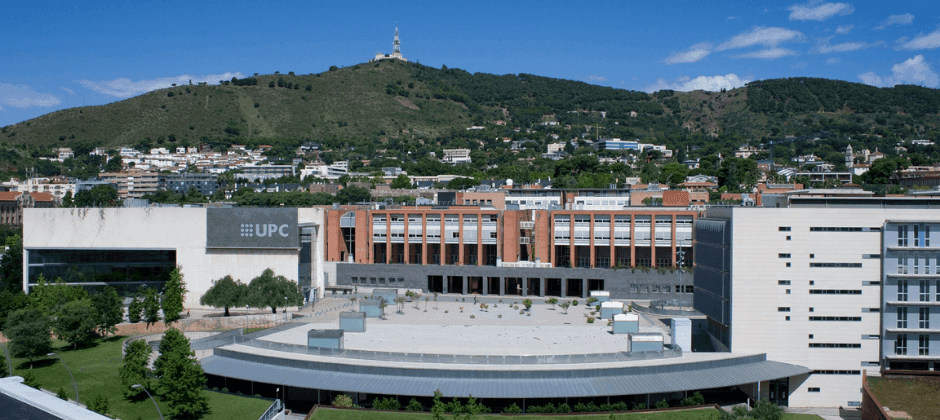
[868,376,940,420]
[310,407,823,420]
[7,336,274,420]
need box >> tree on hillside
[92,286,124,336]
[71,184,119,207]
[162,266,186,324]
[4,307,52,366]
[154,328,208,417]
[717,157,760,192]
[0,290,28,331]
[128,294,143,323]
[247,269,303,314]
[120,339,152,399]
[0,235,23,292]
[27,276,88,315]
[390,174,412,189]
[199,275,247,316]
[335,186,371,204]
[54,298,99,349]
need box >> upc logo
[241,223,290,238]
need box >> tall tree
[92,286,123,336]
[0,234,23,292]
[390,173,412,189]
[54,298,99,349]
[120,339,152,398]
[247,269,304,314]
[155,328,208,417]
[4,307,52,366]
[162,266,186,324]
[199,275,246,316]
[142,287,161,326]
[27,276,88,315]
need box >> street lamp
[676,249,686,307]
[132,384,164,420]
[47,352,79,404]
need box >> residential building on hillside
[235,165,295,182]
[0,191,56,226]
[442,149,471,164]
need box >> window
[898,280,909,302]
[779,227,791,232]
[786,316,790,321]
[809,254,815,259]
[810,227,864,232]
[898,225,909,247]
[786,262,791,267]
[809,343,861,348]
[351,277,358,284]
[914,225,920,247]
[489,232,497,238]
[786,236,791,241]
[808,334,814,339]
[809,307,814,312]
[920,280,930,302]
[895,334,907,355]
[808,388,821,393]
[810,263,863,268]
[926,225,931,247]
[779,253,791,258]
[937,280,940,302]
[809,316,861,321]
[778,307,791,312]
[629,284,638,293]
[898,307,908,328]
[919,307,930,329]
[898,255,908,274]
[809,289,862,295]
[919,334,930,356]
[786,289,791,294]
[810,280,815,285]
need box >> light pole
[132,384,164,420]
[676,248,686,307]
[47,352,79,404]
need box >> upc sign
[207,208,298,249]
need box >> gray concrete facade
[336,262,691,301]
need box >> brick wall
[112,312,290,336]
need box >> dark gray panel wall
[207,208,299,249]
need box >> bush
[333,394,353,407]
[56,387,68,400]
[522,298,532,310]
[88,394,109,416]
[573,300,578,306]
[655,399,669,409]
[587,317,595,323]
[502,403,522,414]
[632,402,647,410]
[22,371,40,389]
[372,397,401,410]
[406,398,422,411]
[221,387,229,393]
[681,391,705,406]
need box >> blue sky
[1,0,939,127]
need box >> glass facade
[27,249,176,292]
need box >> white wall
[23,207,325,309]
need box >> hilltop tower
[371,27,408,62]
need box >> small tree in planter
[424,296,429,311]
[394,297,406,314]
[413,292,422,309]
[560,301,571,314]
[433,293,439,309]
[379,300,388,319]
[547,298,558,309]
[522,298,532,311]
[587,297,598,307]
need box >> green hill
[2,60,940,181]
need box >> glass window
[920,280,930,302]
[919,334,930,356]
[898,255,908,275]
[895,334,907,355]
[898,280,908,301]
[897,307,908,328]
[919,307,930,329]
[898,225,909,247]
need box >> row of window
[809,289,862,295]
[810,263,863,268]
[895,255,940,275]
[779,226,879,232]
[812,370,861,375]
[895,280,940,302]
[809,316,862,322]
[896,307,931,329]
[628,284,693,294]
[894,334,931,356]
[897,224,932,247]
[351,277,405,285]
[809,343,861,348]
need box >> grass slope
[868,376,940,420]
[8,336,273,420]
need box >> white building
[23,207,326,308]
[695,200,940,408]
[442,149,471,164]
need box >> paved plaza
[260,299,671,355]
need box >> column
[671,214,678,268]
[561,279,567,298]
[629,214,636,268]
[499,277,505,296]
[522,280,528,297]
[403,215,410,264]
[443,278,448,294]
[650,214,656,268]
[462,277,468,295]
[609,213,616,268]
[386,216,392,264]
[440,216,446,266]
[589,215,596,268]
[539,278,546,297]
[458,214,465,265]
[582,278,588,299]
[421,214,428,265]
[477,213,483,266]
[483,277,489,295]
[569,215,575,268]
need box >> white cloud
[826,57,841,65]
[875,13,914,29]
[644,74,751,93]
[664,43,712,64]
[858,55,939,87]
[788,2,854,21]
[586,75,607,82]
[0,83,62,109]
[734,48,800,60]
[728,16,739,21]
[811,37,875,54]
[61,87,74,95]
[79,72,245,98]
[900,30,940,50]
[716,27,804,51]
[835,25,854,34]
